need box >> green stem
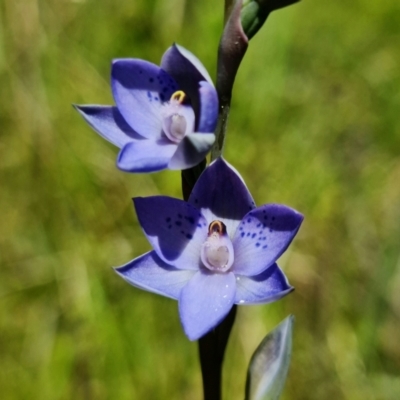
[224,0,236,22]
[210,95,231,161]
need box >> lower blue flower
[116,158,303,340]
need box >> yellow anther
[170,90,186,104]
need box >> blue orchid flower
[116,158,303,340]
[75,44,218,172]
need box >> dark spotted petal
[234,263,293,304]
[111,59,178,139]
[133,196,208,270]
[232,204,303,276]
[115,251,195,300]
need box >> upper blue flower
[75,44,218,172]
[116,158,303,340]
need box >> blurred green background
[1,0,400,399]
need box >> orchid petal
[111,59,178,139]
[133,196,208,270]
[232,204,303,276]
[74,105,142,148]
[235,263,293,305]
[179,270,236,340]
[117,137,177,173]
[197,81,219,133]
[161,44,215,126]
[188,158,255,235]
[168,133,215,170]
[115,251,195,300]
[161,44,213,88]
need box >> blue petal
[188,158,255,235]
[197,81,219,133]
[179,270,236,340]
[235,263,293,304]
[133,196,208,270]
[111,59,178,139]
[117,137,177,173]
[115,251,195,300]
[168,133,215,170]
[161,44,215,129]
[74,105,142,148]
[161,44,213,89]
[232,204,304,277]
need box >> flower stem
[210,94,231,161]
[198,305,237,400]
[211,0,234,161]
[182,3,241,399]
[224,0,236,23]
[198,2,243,398]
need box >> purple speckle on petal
[256,243,260,247]
[166,217,171,223]
[178,214,183,219]
[186,234,193,239]
[241,232,245,238]
[184,216,195,224]
[149,78,154,83]
[247,218,251,223]
[263,245,268,249]
[197,223,202,228]
[246,232,250,237]
[251,233,256,238]
[175,221,182,226]
[147,91,152,101]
